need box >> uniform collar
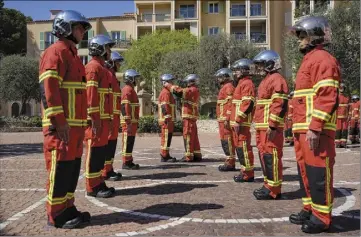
[304,45,324,60]
[92,56,105,66]
[58,38,78,55]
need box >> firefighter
[289,16,340,233]
[39,10,91,228]
[285,91,295,146]
[229,59,257,182]
[164,74,202,162]
[102,51,124,181]
[158,74,178,162]
[85,34,115,198]
[121,69,141,169]
[335,83,349,148]
[214,68,236,172]
[253,50,289,200]
[349,94,360,144]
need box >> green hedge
[137,116,183,133]
[0,116,42,128]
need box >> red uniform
[349,100,360,143]
[230,77,256,180]
[102,68,121,177]
[39,38,87,225]
[167,84,202,161]
[293,46,340,228]
[284,99,294,143]
[158,87,176,158]
[84,57,113,193]
[216,82,235,167]
[254,72,289,198]
[335,93,349,146]
[120,84,139,164]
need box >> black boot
[289,210,311,225]
[105,170,122,181]
[301,219,329,234]
[161,155,177,162]
[87,183,115,198]
[218,164,236,172]
[68,206,91,223]
[122,161,140,170]
[50,208,83,229]
[234,174,254,183]
[253,186,281,200]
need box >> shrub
[0,116,42,128]
[137,116,183,133]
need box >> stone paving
[0,132,360,236]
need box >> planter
[0,127,42,133]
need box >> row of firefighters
[40,10,358,234]
[285,91,360,148]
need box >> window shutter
[108,31,112,39]
[203,27,208,36]
[219,2,224,13]
[121,31,126,40]
[39,32,44,50]
[202,2,208,13]
[88,30,94,39]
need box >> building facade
[2,0,339,118]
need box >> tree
[284,1,360,93]
[0,55,40,115]
[0,0,33,56]
[123,30,198,89]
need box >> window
[80,56,88,65]
[250,3,262,16]
[180,4,195,18]
[209,2,219,13]
[79,31,89,49]
[231,4,246,16]
[234,32,246,40]
[250,32,266,43]
[45,32,56,49]
[209,27,219,35]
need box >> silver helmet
[88,34,115,56]
[291,16,331,46]
[106,51,124,68]
[214,68,233,80]
[231,59,253,72]
[253,50,281,72]
[184,74,200,85]
[123,69,141,85]
[52,10,91,38]
[289,91,294,97]
[351,95,360,101]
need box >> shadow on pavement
[0,143,43,158]
[89,202,224,226]
[123,172,207,180]
[139,163,206,170]
[114,183,217,196]
[328,209,360,233]
[282,187,357,201]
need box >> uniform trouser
[294,133,335,227]
[255,129,283,197]
[349,118,360,142]
[44,127,84,225]
[335,118,348,145]
[284,120,293,142]
[102,116,120,177]
[218,122,235,166]
[183,119,202,161]
[121,123,138,163]
[232,126,254,179]
[84,119,109,192]
[160,121,174,157]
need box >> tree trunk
[20,98,27,115]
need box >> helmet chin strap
[299,44,316,55]
[66,34,79,44]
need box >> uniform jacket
[158,87,176,124]
[121,84,139,124]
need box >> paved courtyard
[0,132,360,236]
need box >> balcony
[250,33,266,43]
[155,13,171,22]
[233,33,247,40]
[175,10,197,20]
[113,38,132,49]
[137,14,153,23]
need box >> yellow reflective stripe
[264,104,270,123]
[68,89,76,119]
[228,136,234,159]
[326,157,332,207]
[238,111,247,118]
[44,106,64,118]
[273,148,279,184]
[161,128,169,150]
[311,202,333,214]
[42,119,87,127]
[306,94,313,123]
[270,113,284,123]
[339,104,348,107]
[100,114,111,119]
[312,109,331,121]
[294,89,314,97]
[113,92,121,96]
[98,88,111,93]
[99,93,104,116]
[86,80,98,87]
[183,100,198,106]
[271,93,288,100]
[122,100,130,104]
[182,114,199,119]
[39,70,63,83]
[185,135,191,156]
[85,171,102,178]
[60,81,86,89]
[266,179,282,187]
[47,150,57,205]
[114,110,120,115]
[241,96,255,102]
[302,197,312,205]
[313,79,339,93]
[257,99,272,105]
[87,107,100,114]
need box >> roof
[28,14,135,24]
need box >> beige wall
[175,0,198,18]
[27,22,52,58]
[99,19,136,39]
[137,4,153,15]
[200,0,227,35]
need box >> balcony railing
[137,14,153,23]
[175,10,197,19]
[250,33,266,43]
[232,33,247,40]
[155,13,171,22]
[113,38,132,49]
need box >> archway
[11,102,20,117]
[25,103,32,116]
